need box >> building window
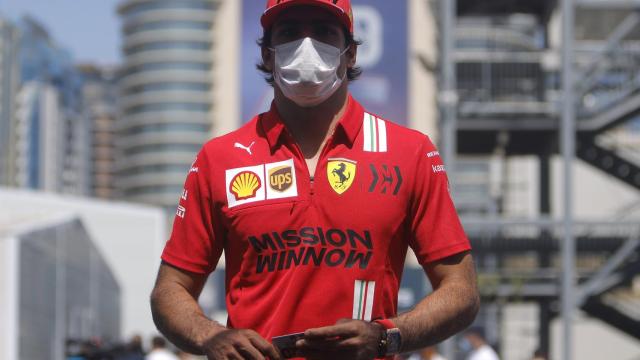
[125,41,211,55]
[124,62,211,76]
[127,123,210,135]
[123,185,185,196]
[124,1,215,19]
[124,143,201,156]
[125,82,211,94]
[125,21,211,34]
[127,103,210,114]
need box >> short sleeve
[161,148,223,274]
[408,136,471,264]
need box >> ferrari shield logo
[327,158,357,195]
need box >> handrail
[576,12,640,97]
[596,132,640,167]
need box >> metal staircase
[579,91,640,133]
[439,0,640,355]
[576,135,640,190]
[580,239,640,339]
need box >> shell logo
[230,171,261,200]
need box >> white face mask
[271,37,348,107]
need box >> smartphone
[271,332,305,359]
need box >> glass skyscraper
[78,64,119,200]
[117,0,217,209]
[13,18,121,198]
[13,17,89,195]
[0,17,20,187]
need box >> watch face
[386,329,402,355]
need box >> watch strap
[373,319,396,330]
[372,319,401,358]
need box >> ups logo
[269,166,293,192]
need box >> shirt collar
[261,94,363,152]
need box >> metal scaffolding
[438,0,640,358]
[561,1,576,359]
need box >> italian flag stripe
[377,117,387,152]
[371,114,377,152]
[363,114,371,152]
[363,113,387,153]
[361,281,370,320]
[353,280,376,321]
[353,280,364,319]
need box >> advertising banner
[241,0,408,125]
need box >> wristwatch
[372,319,402,358]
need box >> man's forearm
[392,256,480,352]
[150,282,226,354]
[393,280,479,352]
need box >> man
[531,349,547,360]
[461,329,499,360]
[117,334,145,360]
[407,346,447,360]
[150,1,479,359]
[146,336,178,360]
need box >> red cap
[261,0,354,34]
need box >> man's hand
[296,319,383,360]
[151,264,283,360]
[202,328,283,360]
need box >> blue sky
[1,0,122,65]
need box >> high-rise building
[0,17,20,187]
[13,17,90,195]
[117,0,218,209]
[14,82,64,190]
[78,64,119,200]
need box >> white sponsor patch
[225,160,298,208]
[427,151,440,158]
[181,189,188,201]
[225,164,266,208]
[265,159,298,200]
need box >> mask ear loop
[337,45,351,81]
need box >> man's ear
[261,47,273,72]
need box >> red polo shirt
[162,95,470,344]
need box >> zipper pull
[310,176,315,195]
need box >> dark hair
[256,28,363,85]
[151,336,167,348]
[465,327,486,340]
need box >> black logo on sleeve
[368,164,403,195]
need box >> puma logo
[234,141,255,155]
